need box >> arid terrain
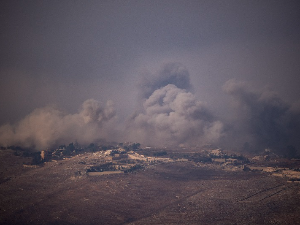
[1,149,300,225]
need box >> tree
[87,143,97,152]
[64,143,75,155]
[132,143,141,150]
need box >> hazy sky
[1,1,300,151]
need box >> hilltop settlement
[5,141,300,182]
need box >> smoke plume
[139,62,192,100]
[223,79,300,155]
[2,62,298,155]
[126,63,224,147]
[0,99,116,150]
[128,83,223,147]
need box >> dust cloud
[0,64,299,156]
[0,99,116,150]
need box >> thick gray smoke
[139,62,193,100]
[126,63,224,147]
[128,82,223,147]
[3,62,298,154]
[223,79,300,155]
[0,99,116,150]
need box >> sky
[0,1,300,154]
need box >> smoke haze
[223,80,300,154]
[0,99,116,150]
[1,63,300,156]
[1,1,300,154]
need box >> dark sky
[1,1,300,151]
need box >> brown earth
[0,150,300,225]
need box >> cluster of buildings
[35,144,300,182]
[207,148,300,182]
[85,148,176,176]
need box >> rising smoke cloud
[2,63,299,154]
[139,62,193,100]
[223,79,300,155]
[127,63,224,147]
[0,99,116,150]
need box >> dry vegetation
[0,149,300,225]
